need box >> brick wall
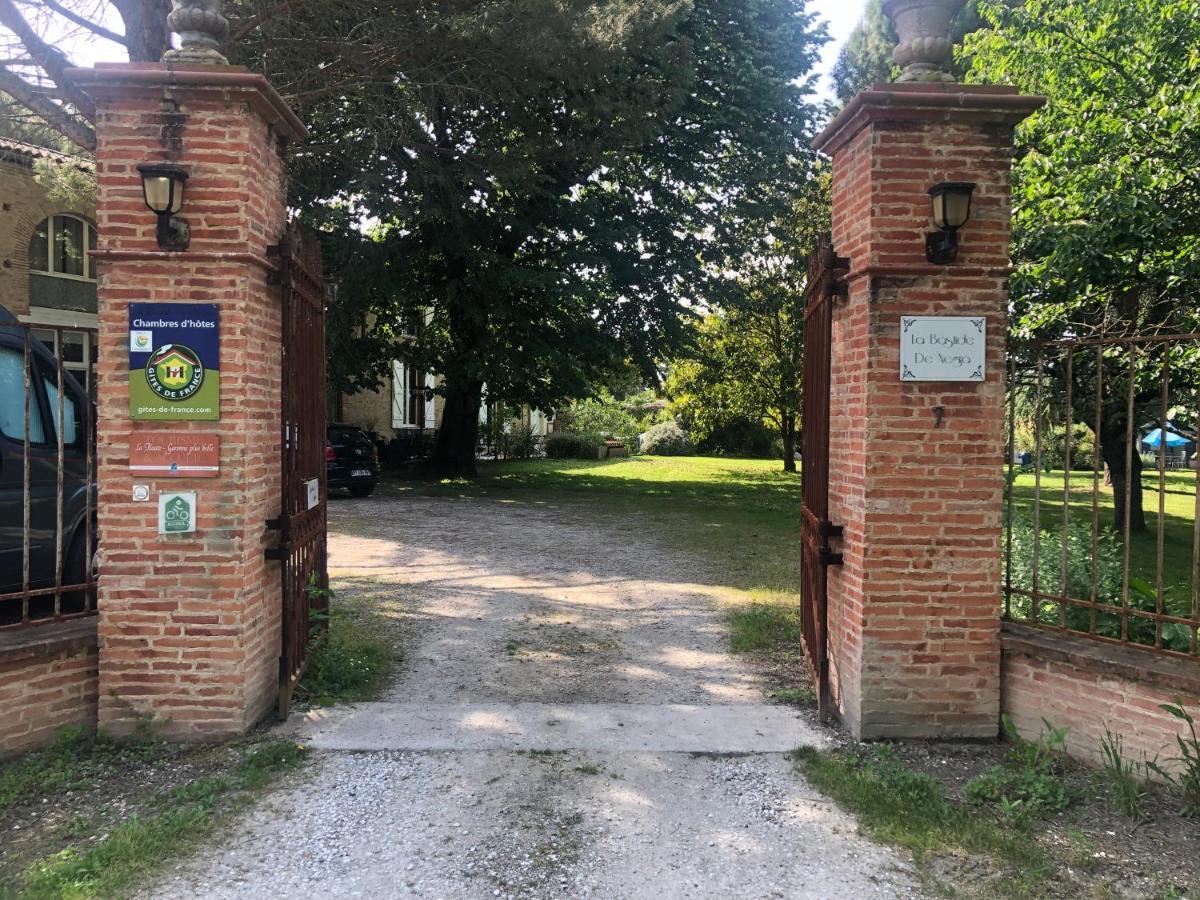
[813,85,1043,739]
[0,156,97,319]
[74,63,306,738]
[1002,625,1200,772]
[0,622,98,755]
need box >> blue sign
[129,303,220,421]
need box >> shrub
[507,424,538,460]
[640,420,692,456]
[544,431,603,460]
[698,418,778,458]
[1146,699,1200,816]
[558,395,640,448]
[963,716,1073,824]
[1098,724,1147,818]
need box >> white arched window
[29,215,97,281]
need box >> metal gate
[799,234,847,719]
[268,226,329,716]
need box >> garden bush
[544,431,604,460]
[697,418,778,458]
[640,420,693,456]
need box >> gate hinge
[265,544,291,561]
[819,548,845,567]
[266,516,285,531]
[818,519,844,539]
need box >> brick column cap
[813,83,1044,157]
[67,62,308,143]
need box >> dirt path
[141,493,921,899]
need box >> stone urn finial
[882,0,965,83]
[162,0,230,65]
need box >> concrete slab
[300,701,827,754]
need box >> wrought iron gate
[799,234,847,719]
[268,226,329,716]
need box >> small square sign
[159,491,197,535]
[132,485,151,503]
[306,479,320,511]
[900,316,987,382]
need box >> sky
[63,0,869,101]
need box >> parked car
[0,310,95,624]
[326,424,379,497]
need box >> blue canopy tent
[1142,427,1192,449]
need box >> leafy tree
[237,0,827,477]
[830,0,895,104]
[667,171,829,472]
[966,0,1200,531]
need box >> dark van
[0,310,95,625]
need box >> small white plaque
[900,316,986,382]
[159,491,197,535]
[132,484,151,503]
[306,479,320,511]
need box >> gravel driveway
[141,492,921,899]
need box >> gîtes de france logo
[145,344,205,401]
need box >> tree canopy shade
[233,0,828,476]
[966,0,1200,531]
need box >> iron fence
[1004,333,1200,659]
[0,321,98,630]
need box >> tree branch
[0,0,95,122]
[40,0,127,45]
[0,67,94,149]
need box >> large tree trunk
[432,375,483,479]
[781,412,797,473]
[1100,425,1147,534]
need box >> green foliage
[32,157,96,210]
[966,0,1200,343]
[769,686,816,706]
[792,745,1037,865]
[0,726,160,814]
[296,601,395,706]
[728,601,799,654]
[1005,517,1124,610]
[639,420,692,456]
[1145,699,1200,816]
[698,418,779,458]
[17,741,306,899]
[504,424,539,461]
[1098,725,1147,819]
[559,394,641,448]
[544,431,604,460]
[963,717,1073,825]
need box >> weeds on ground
[6,735,307,900]
[296,595,396,706]
[1146,699,1200,816]
[1098,725,1147,818]
[791,745,1038,868]
[962,717,1074,825]
[770,687,816,706]
[727,598,800,654]
[0,725,159,814]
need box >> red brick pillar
[812,85,1042,739]
[72,63,307,738]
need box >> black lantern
[137,163,190,251]
[925,181,975,264]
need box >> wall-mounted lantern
[137,163,190,251]
[926,181,975,264]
